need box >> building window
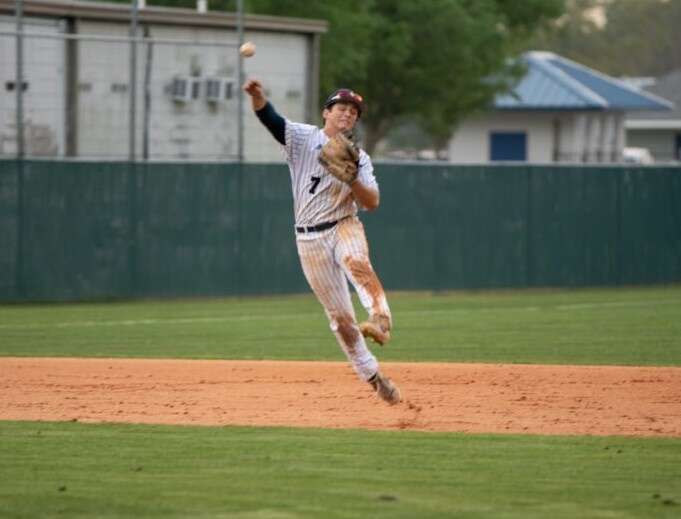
[490,132,527,161]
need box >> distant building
[447,51,672,164]
[0,0,327,161]
[625,69,681,163]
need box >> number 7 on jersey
[309,175,321,194]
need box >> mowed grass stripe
[1,286,680,366]
[0,297,678,330]
[1,420,680,519]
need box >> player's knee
[342,254,374,283]
[329,313,361,349]
[328,312,356,331]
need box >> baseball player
[243,78,401,405]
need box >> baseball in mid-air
[239,41,256,58]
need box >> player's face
[323,102,359,133]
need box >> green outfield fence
[1,160,680,301]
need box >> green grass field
[1,285,680,365]
[1,286,681,518]
[0,422,680,519]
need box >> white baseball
[239,41,256,58]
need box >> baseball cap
[323,88,364,117]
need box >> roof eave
[494,105,606,112]
[0,0,329,34]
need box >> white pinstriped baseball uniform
[283,120,392,381]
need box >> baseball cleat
[368,371,401,405]
[359,315,391,346]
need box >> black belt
[295,220,338,233]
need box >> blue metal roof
[494,51,673,111]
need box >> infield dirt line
[1,357,680,437]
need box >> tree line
[530,0,681,79]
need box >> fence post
[236,161,243,293]
[127,162,139,297]
[14,159,25,300]
[236,0,244,162]
[142,26,152,160]
[615,169,623,285]
[65,18,78,157]
[525,166,534,286]
[129,0,139,161]
[14,1,25,299]
[15,0,25,159]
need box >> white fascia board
[625,119,681,130]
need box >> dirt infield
[1,357,680,437]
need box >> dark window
[191,80,201,99]
[5,81,28,92]
[490,132,527,161]
[206,79,220,99]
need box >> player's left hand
[318,131,360,184]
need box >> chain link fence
[1,4,245,161]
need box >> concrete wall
[75,20,310,161]
[240,29,309,163]
[1,13,314,162]
[76,20,138,158]
[0,15,65,156]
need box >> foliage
[530,0,681,77]
[246,0,564,152]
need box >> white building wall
[138,23,240,160]
[76,20,140,158]
[0,12,314,161]
[612,112,625,162]
[448,110,626,164]
[240,30,308,163]
[447,112,556,163]
[565,113,584,162]
[75,20,309,161]
[0,16,65,156]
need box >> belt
[295,220,338,234]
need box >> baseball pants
[296,216,392,381]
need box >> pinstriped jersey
[284,120,378,234]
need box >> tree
[597,0,681,76]
[529,0,681,77]
[248,0,564,153]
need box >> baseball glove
[318,131,360,184]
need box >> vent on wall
[171,76,201,103]
[205,77,234,103]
